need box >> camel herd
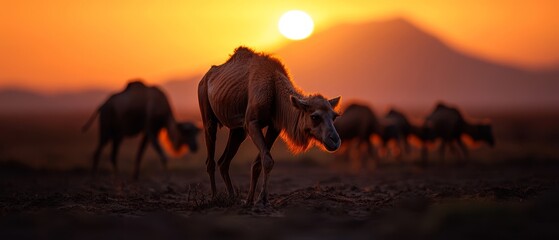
[83,47,494,204]
[335,102,495,170]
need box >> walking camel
[198,47,342,205]
[421,103,495,162]
[334,103,381,170]
[381,108,423,159]
[83,80,200,179]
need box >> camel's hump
[125,80,147,90]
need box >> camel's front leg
[246,120,274,206]
[456,139,469,160]
[246,126,279,205]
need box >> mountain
[275,18,559,111]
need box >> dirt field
[1,111,559,239]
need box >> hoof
[256,195,270,207]
[241,199,253,208]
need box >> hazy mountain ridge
[275,18,559,111]
[0,81,201,114]
[1,17,557,114]
[0,88,111,113]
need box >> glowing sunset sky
[1,0,558,92]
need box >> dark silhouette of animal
[82,80,200,179]
[421,103,495,162]
[198,47,341,205]
[381,109,423,159]
[334,103,381,170]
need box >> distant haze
[2,1,559,91]
[2,18,558,115]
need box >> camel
[82,80,200,179]
[421,103,495,162]
[198,46,341,205]
[333,103,381,170]
[381,109,423,159]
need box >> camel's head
[176,122,201,152]
[474,123,495,147]
[291,94,342,152]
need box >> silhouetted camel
[198,47,341,205]
[334,103,381,170]
[381,109,423,159]
[421,103,495,162]
[82,80,200,179]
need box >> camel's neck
[274,73,312,153]
[165,115,182,150]
[462,121,479,139]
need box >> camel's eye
[310,114,320,123]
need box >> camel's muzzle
[324,132,341,152]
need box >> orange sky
[1,0,558,92]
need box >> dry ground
[1,111,559,239]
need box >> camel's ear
[291,95,309,111]
[329,96,341,109]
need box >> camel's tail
[82,107,100,132]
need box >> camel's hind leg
[198,80,219,198]
[92,134,109,176]
[396,138,406,162]
[364,138,377,169]
[133,134,149,180]
[110,137,122,175]
[403,137,412,155]
[421,141,430,166]
[439,141,447,162]
[217,128,246,197]
[449,140,461,161]
[203,121,218,198]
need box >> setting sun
[278,10,314,40]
